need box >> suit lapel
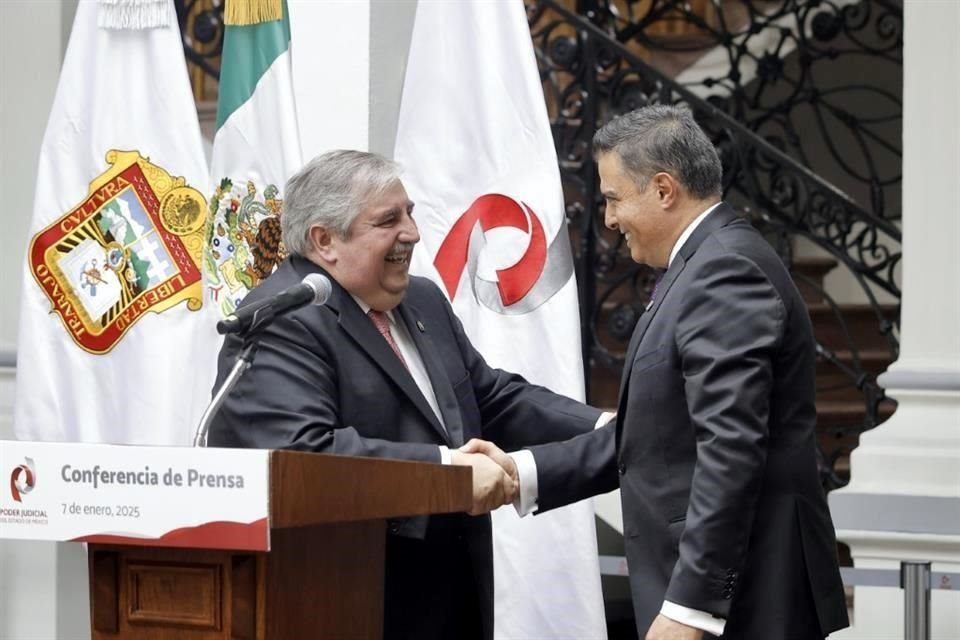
[325,278,450,444]
[398,304,466,447]
[616,259,685,416]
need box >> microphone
[216,273,332,336]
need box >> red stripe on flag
[72,518,269,551]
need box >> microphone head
[302,273,333,305]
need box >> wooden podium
[86,450,471,640]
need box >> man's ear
[308,225,337,263]
[652,172,679,209]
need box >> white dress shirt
[512,202,727,637]
[350,296,449,462]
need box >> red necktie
[368,310,408,368]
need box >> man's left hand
[645,615,704,640]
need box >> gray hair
[281,150,402,256]
[592,104,722,200]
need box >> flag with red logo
[394,1,606,637]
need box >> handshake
[451,439,518,516]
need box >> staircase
[792,257,897,485]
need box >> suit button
[388,523,399,534]
[618,464,627,475]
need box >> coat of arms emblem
[204,178,286,317]
[28,150,207,353]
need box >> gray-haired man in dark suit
[209,150,606,640]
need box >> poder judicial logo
[3,457,48,523]
[433,194,574,315]
[10,457,36,502]
[28,150,207,354]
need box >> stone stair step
[816,348,892,378]
[808,303,899,353]
[816,399,896,431]
[816,348,894,402]
[790,256,839,304]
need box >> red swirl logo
[433,194,572,315]
[10,458,36,503]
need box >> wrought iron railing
[174,0,224,102]
[569,0,903,222]
[527,0,902,487]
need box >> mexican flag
[13,0,219,445]
[206,0,302,317]
[395,1,608,637]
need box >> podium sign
[3,442,471,638]
[0,440,269,551]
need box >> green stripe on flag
[215,1,291,131]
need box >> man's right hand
[450,450,518,515]
[459,438,517,484]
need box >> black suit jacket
[530,204,849,639]
[209,254,601,640]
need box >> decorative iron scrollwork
[174,0,225,101]
[528,0,901,489]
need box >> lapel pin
[416,320,425,332]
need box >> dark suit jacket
[530,204,849,639]
[208,254,601,640]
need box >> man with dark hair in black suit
[466,105,849,640]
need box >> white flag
[13,0,219,446]
[395,1,607,638]
[206,0,302,318]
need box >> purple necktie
[646,283,659,311]
[368,310,407,368]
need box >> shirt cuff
[438,445,452,465]
[595,411,616,429]
[509,449,538,517]
[659,600,725,636]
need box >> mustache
[386,242,415,257]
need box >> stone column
[828,3,960,638]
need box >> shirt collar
[350,294,397,325]
[668,201,723,268]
